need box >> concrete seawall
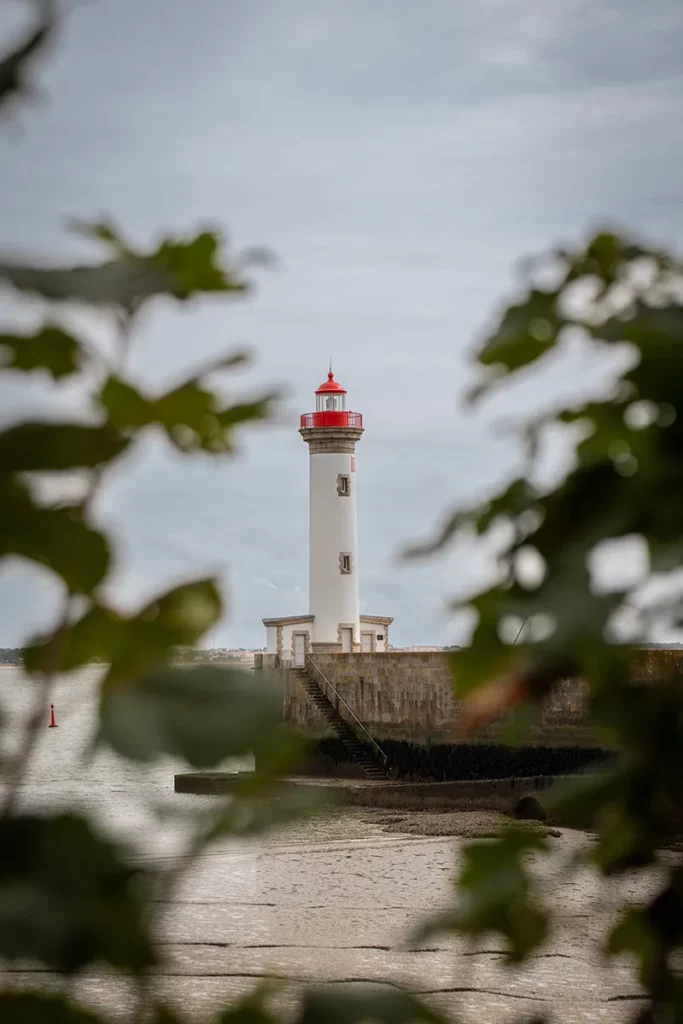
[270,647,683,747]
[174,771,569,816]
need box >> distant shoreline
[0,659,252,670]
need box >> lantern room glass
[316,392,346,412]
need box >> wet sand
[5,807,658,1023]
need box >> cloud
[1,0,682,646]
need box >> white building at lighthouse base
[263,613,393,666]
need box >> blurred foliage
[0,326,83,379]
[98,665,282,767]
[0,814,155,972]
[413,827,548,962]
[0,8,441,1024]
[414,230,683,1021]
[295,989,448,1024]
[0,992,107,1024]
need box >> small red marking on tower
[48,704,58,728]
[351,456,356,472]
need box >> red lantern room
[300,371,363,429]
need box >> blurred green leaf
[608,869,683,1005]
[0,258,173,309]
[148,230,248,299]
[0,813,155,972]
[100,665,282,767]
[406,478,536,558]
[414,828,548,962]
[213,982,280,1023]
[25,579,222,677]
[205,781,332,843]
[0,478,109,593]
[0,422,127,473]
[103,578,224,684]
[0,225,252,311]
[152,1010,186,1024]
[0,0,54,113]
[156,387,271,454]
[0,326,83,379]
[66,217,126,249]
[100,366,274,454]
[412,230,683,1019]
[0,992,107,1024]
[23,604,119,673]
[562,231,652,287]
[99,377,152,430]
[477,288,564,375]
[550,678,683,872]
[214,1008,275,1024]
[609,908,660,990]
[296,988,447,1024]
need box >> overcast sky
[1,0,682,648]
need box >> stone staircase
[292,666,387,780]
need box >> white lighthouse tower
[300,370,362,652]
[262,369,392,664]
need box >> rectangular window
[377,634,384,641]
[340,552,352,574]
[337,474,351,496]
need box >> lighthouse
[262,369,392,664]
[300,370,362,650]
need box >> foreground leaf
[0,479,109,593]
[147,230,248,299]
[213,982,280,1023]
[0,0,54,113]
[296,988,447,1024]
[205,781,332,843]
[608,867,683,1015]
[0,326,83,379]
[0,422,127,472]
[99,665,282,766]
[0,992,106,1024]
[67,220,252,299]
[0,813,155,972]
[413,828,548,962]
[0,258,173,308]
[0,223,252,311]
[24,579,222,676]
[100,368,274,454]
[477,288,564,375]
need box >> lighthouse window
[339,552,352,574]
[337,474,351,496]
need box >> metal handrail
[307,655,388,766]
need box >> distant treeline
[0,649,23,665]
[0,648,253,667]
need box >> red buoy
[48,704,58,728]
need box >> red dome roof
[315,370,347,394]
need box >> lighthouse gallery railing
[307,655,388,768]
[299,411,363,429]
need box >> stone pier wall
[278,648,683,747]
